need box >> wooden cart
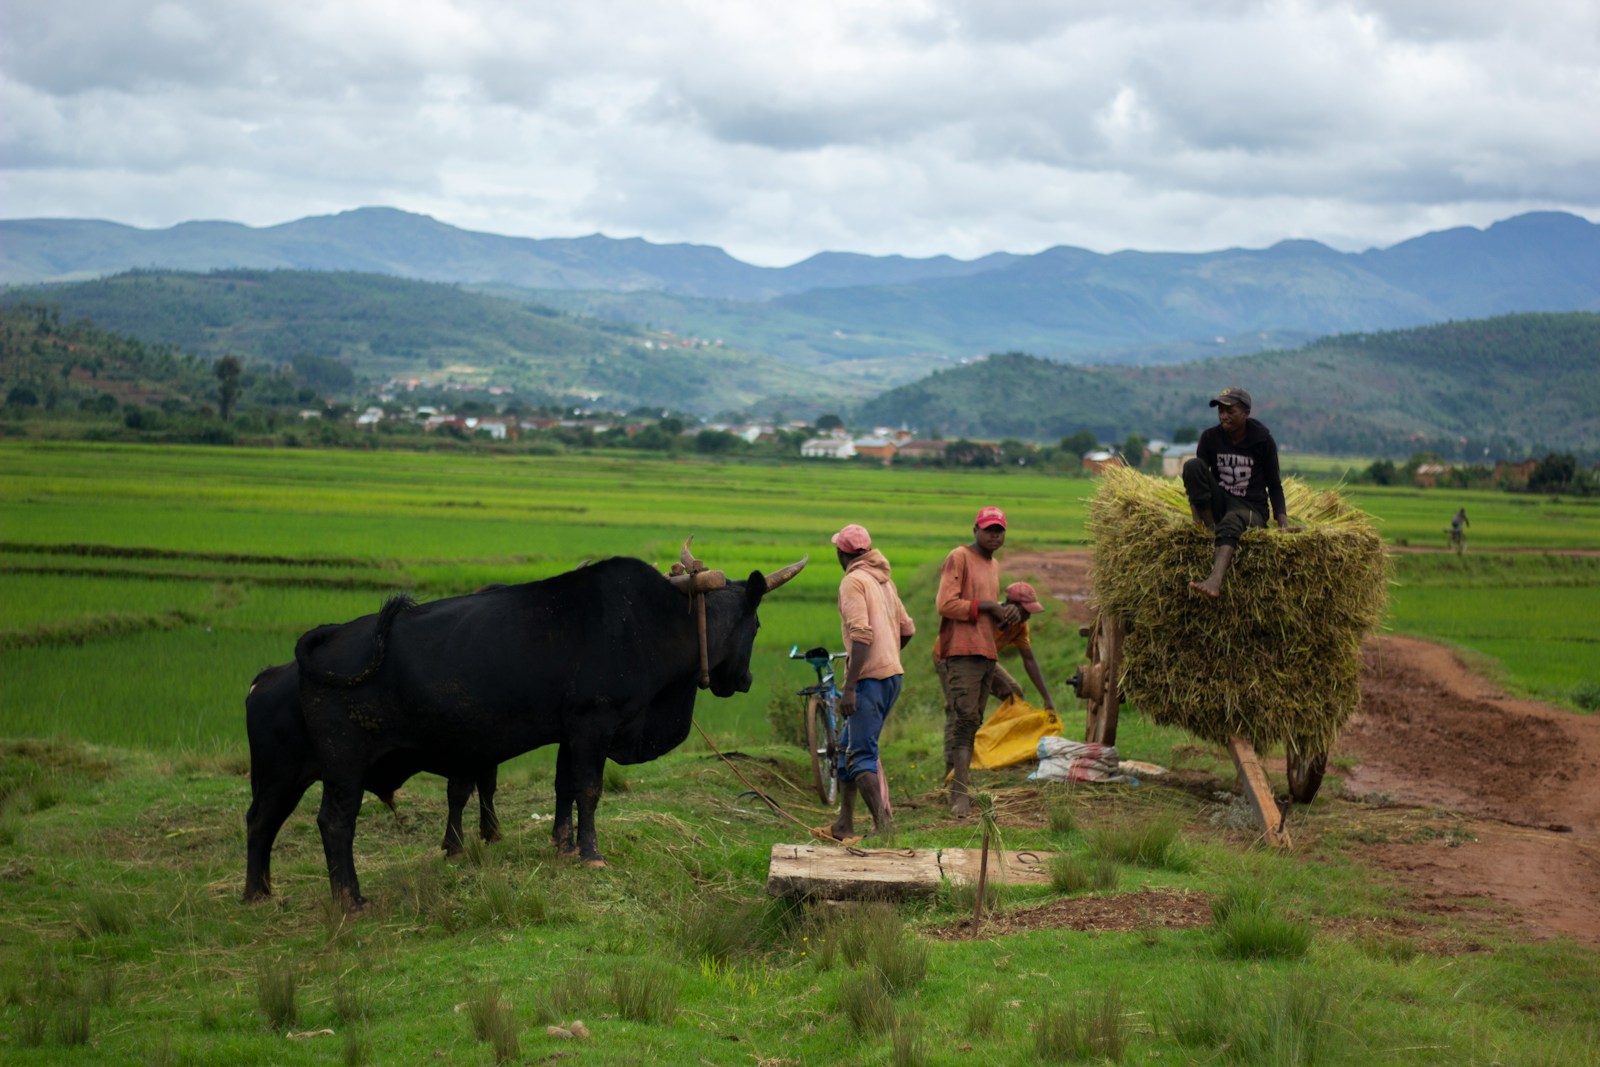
[1068,612,1326,848]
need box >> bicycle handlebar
[789,644,846,662]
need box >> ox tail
[295,594,416,687]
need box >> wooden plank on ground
[937,848,1055,887]
[766,845,1058,899]
[1227,735,1292,848]
[767,844,943,900]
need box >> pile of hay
[1088,465,1389,754]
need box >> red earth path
[1007,549,1600,945]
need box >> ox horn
[763,555,809,592]
[679,536,702,572]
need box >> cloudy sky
[3,0,1598,265]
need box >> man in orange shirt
[935,506,1022,817]
[826,523,915,841]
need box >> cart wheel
[1070,613,1124,746]
[1285,743,1327,804]
[805,692,839,805]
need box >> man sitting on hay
[1182,387,1293,598]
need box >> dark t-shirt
[1197,418,1286,522]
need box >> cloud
[1,0,1596,264]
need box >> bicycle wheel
[805,692,839,805]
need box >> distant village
[303,378,1205,474]
[261,374,1594,493]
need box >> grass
[1087,814,1191,870]
[2,441,1599,1063]
[1048,853,1121,894]
[1034,988,1128,1063]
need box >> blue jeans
[837,675,902,781]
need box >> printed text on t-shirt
[1217,452,1253,496]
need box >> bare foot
[1188,580,1220,599]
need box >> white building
[1154,444,1199,478]
[800,437,858,460]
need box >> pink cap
[974,506,1007,530]
[1005,581,1044,614]
[831,524,872,553]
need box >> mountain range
[4,207,1598,366]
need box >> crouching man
[1183,387,1292,597]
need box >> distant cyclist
[822,523,914,842]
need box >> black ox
[243,661,500,902]
[278,549,804,907]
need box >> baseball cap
[1005,581,1044,614]
[974,505,1007,529]
[1208,387,1252,410]
[831,523,872,553]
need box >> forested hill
[0,269,841,413]
[855,313,1600,458]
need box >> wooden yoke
[668,536,726,689]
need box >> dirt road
[1007,550,1600,944]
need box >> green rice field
[3,442,1597,753]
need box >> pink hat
[1005,581,1044,614]
[974,505,1007,529]
[831,524,872,553]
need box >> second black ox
[292,551,806,907]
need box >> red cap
[831,524,872,553]
[1005,581,1044,614]
[974,506,1007,530]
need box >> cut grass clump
[54,997,92,1046]
[1212,884,1313,960]
[470,870,548,927]
[964,986,1006,1037]
[838,968,896,1034]
[333,977,371,1023]
[342,1024,371,1067]
[1170,971,1333,1066]
[679,893,769,965]
[1089,466,1388,754]
[890,1012,929,1067]
[543,960,597,1019]
[825,902,929,992]
[1048,853,1120,894]
[466,983,520,1064]
[255,960,298,1031]
[76,889,137,938]
[1088,815,1189,870]
[18,1004,47,1047]
[611,962,680,1023]
[1046,790,1078,835]
[1034,988,1128,1063]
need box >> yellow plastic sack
[972,696,1064,770]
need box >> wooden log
[766,845,1056,900]
[767,845,943,900]
[937,848,1054,887]
[1227,735,1292,848]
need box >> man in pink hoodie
[825,523,916,841]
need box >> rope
[692,718,852,847]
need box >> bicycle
[790,645,846,803]
[1446,526,1466,555]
